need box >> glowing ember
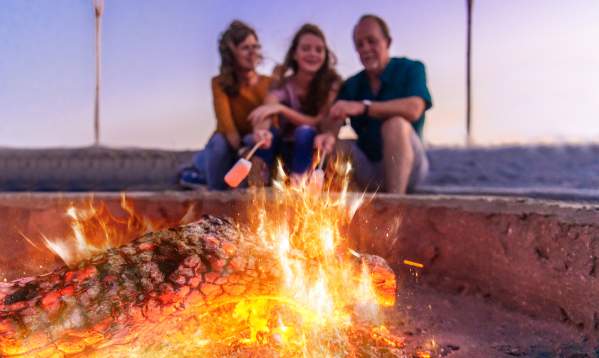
[404,260,425,269]
[1,160,405,356]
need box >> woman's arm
[212,78,241,149]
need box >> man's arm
[370,61,431,121]
[371,60,431,122]
[330,61,432,123]
[366,96,425,122]
[330,97,425,123]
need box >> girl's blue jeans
[196,125,317,190]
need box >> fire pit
[1,167,406,357]
[1,185,598,356]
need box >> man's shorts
[340,128,429,193]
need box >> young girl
[248,24,341,180]
[182,20,271,190]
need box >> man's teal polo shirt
[337,57,433,162]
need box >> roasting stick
[244,139,265,160]
[317,152,327,171]
[224,139,266,188]
[309,152,327,193]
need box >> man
[315,14,432,194]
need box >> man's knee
[335,139,349,150]
[381,116,411,140]
[334,139,353,156]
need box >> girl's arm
[316,80,341,132]
[249,82,340,128]
[247,92,319,127]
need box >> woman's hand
[253,129,273,149]
[314,133,336,155]
[248,104,282,127]
[225,132,241,150]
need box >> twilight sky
[1,0,598,149]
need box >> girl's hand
[253,129,273,149]
[314,133,336,155]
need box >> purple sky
[1,0,598,148]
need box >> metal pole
[466,0,473,145]
[93,0,104,146]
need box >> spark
[403,259,424,268]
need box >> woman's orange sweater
[211,75,272,137]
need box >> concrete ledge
[0,147,194,191]
[3,144,599,203]
[417,185,599,202]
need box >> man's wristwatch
[361,99,372,117]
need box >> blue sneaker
[179,167,206,189]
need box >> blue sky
[1,0,598,148]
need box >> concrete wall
[1,191,598,336]
[0,148,194,191]
[351,195,599,337]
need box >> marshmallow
[309,169,325,193]
[224,158,252,188]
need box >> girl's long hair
[217,20,258,97]
[273,24,341,116]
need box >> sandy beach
[1,144,598,201]
[421,144,599,201]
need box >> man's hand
[314,133,336,155]
[329,100,365,121]
[253,129,273,149]
[248,104,282,127]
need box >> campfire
[0,161,408,357]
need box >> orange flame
[34,194,194,267]
[212,159,398,355]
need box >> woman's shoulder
[211,75,225,91]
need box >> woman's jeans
[197,126,316,190]
[198,133,235,190]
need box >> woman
[248,24,341,180]
[181,20,271,190]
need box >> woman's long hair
[218,20,258,97]
[273,24,341,116]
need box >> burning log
[0,216,281,356]
[0,215,396,356]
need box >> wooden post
[93,0,104,146]
[466,0,473,145]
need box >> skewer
[309,152,327,193]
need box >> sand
[421,144,599,201]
